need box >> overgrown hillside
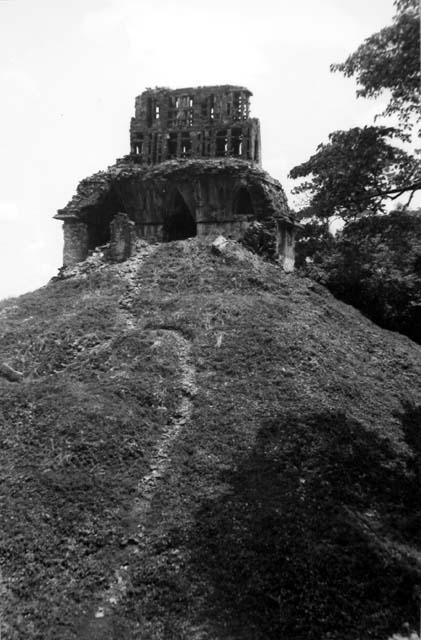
[1,239,421,640]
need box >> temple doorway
[233,187,254,216]
[164,191,197,241]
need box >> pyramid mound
[1,239,421,639]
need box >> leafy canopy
[331,0,420,129]
[307,210,421,343]
[290,0,421,224]
[289,126,421,221]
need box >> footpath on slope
[78,245,198,639]
[48,239,421,640]
[1,238,421,640]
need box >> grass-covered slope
[0,239,421,640]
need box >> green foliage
[302,210,421,343]
[294,217,334,270]
[289,126,421,220]
[331,0,420,130]
[241,219,278,262]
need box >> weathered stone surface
[62,221,89,266]
[56,158,292,225]
[211,235,260,266]
[55,158,295,249]
[211,235,228,254]
[130,85,261,166]
[109,213,136,263]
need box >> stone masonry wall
[56,158,297,267]
[63,221,89,266]
[130,86,261,166]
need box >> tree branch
[366,180,421,201]
[404,189,416,209]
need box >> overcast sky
[0,0,408,299]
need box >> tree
[294,217,335,271]
[331,0,420,131]
[290,0,421,227]
[289,126,421,223]
[307,210,421,343]
[288,0,421,342]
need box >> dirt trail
[78,246,197,639]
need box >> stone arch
[233,186,254,216]
[82,188,127,250]
[163,189,197,241]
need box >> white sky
[0,0,412,299]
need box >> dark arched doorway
[83,189,126,250]
[164,191,197,241]
[233,187,254,216]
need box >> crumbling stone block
[109,212,136,262]
[211,235,229,254]
[211,235,260,266]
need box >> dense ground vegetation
[0,240,420,639]
[297,209,421,343]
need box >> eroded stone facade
[55,85,298,271]
[130,86,261,166]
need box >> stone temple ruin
[55,85,298,270]
[130,85,261,165]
